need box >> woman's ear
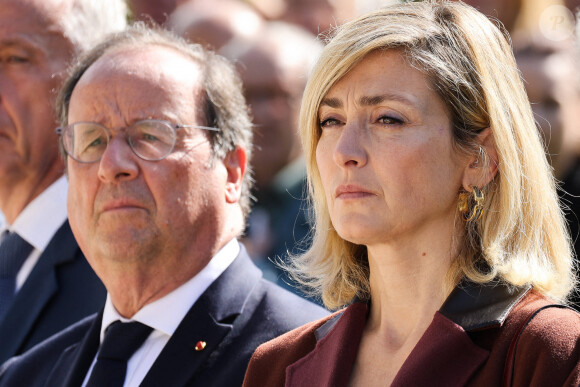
[461,128,498,191]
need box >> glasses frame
[56,119,220,163]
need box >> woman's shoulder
[242,309,344,387]
[251,309,342,363]
[508,291,580,337]
[507,292,580,386]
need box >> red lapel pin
[195,341,207,351]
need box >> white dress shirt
[0,176,68,291]
[82,238,240,387]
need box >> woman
[243,1,580,386]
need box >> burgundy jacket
[243,281,580,386]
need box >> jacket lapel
[0,221,77,362]
[393,281,529,386]
[286,303,367,387]
[391,312,488,386]
[140,244,263,386]
[47,310,103,387]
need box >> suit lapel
[141,244,263,386]
[391,312,488,386]
[0,221,77,362]
[46,310,103,387]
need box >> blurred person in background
[513,35,579,178]
[0,0,126,364]
[246,0,363,36]
[459,0,523,32]
[127,0,178,24]
[514,34,580,310]
[168,0,264,50]
[222,22,323,299]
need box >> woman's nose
[333,122,368,168]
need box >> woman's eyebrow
[320,93,418,109]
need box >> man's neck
[0,166,63,224]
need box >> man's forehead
[87,46,201,83]
[1,0,71,25]
[0,0,75,63]
[69,45,204,124]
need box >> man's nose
[97,137,139,183]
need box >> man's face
[66,46,233,288]
[0,0,72,189]
[239,45,303,187]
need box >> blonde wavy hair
[292,0,575,309]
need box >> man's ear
[224,146,247,204]
[461,128,499,191]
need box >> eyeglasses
[56,119,220,163]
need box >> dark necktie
[86,321,153,387]
[0,231,33,322]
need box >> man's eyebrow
[0,36,43,52]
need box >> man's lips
[101,200,146,212]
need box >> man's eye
[143,133,160,142]
[4,55,29,64]
[88,138,104,147]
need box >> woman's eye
[377,115,403,125]
[319,118,341,128]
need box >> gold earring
[458,186,484,222]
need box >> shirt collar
[1,176,68,251]
[438,279,531,331]
[100,238,240,342]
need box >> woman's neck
[365,229,457,348]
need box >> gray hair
[58,0,128,53]
[56,23,254,217]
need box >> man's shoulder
[0,314,97,385]
[254,278,329,328]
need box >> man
[221,23,322,298]
[0,25,327,386]
[168,0,264,51]
[0,0,126,363]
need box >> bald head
[169,0,263,50]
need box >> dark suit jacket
[0,244,328,386]
[0,221,105,364]
[243,281,580,387]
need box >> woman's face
[316,50,469,247]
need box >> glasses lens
[66,123,108,163]
[129,120,176,160]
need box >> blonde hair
[292,0,575,309]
